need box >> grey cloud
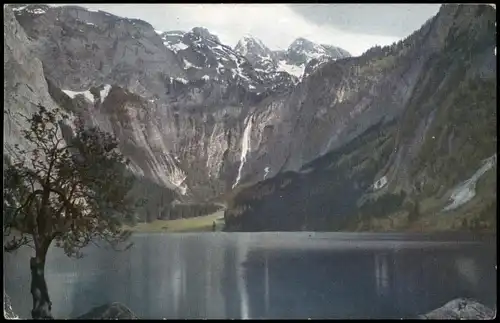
[288,4,441,38]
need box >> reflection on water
[375,253,389,297]
[235,234,250,319]
[3,232,496,319]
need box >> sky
[56,4,442,57]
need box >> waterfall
[233,116,254,189]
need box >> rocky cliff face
[5,4,352,205]
[225,4,497,232]
[4,5,60,158]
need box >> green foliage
[460,199,496,231]
[407,199,421,223]
[3,105,142,258]
[225,120,398,231]
[412,76,496,193]
[359,191,407,220]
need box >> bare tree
[3,105,143,319]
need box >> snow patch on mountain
[373,176,388,190]
[443,154,497,211]
[12,5,28,12]
[169,42,189,52]
[62,89,95,103]
[303,56,336,78]
[99,84,112,103]
[277,60,305,78]
[182,58,201,69]
[175,77,189,84]
[235,35,350,79]
[264,167,270,180]
[27,8,46,15]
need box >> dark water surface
[4,232,496,319]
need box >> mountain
[234,36,351,79]
[4,4,496,231]
[160,27,276,93]
[275,38,351,78]
[234,35,277,73]
[4,4,211,222]
[224,4,497,232]
[4,4,352,204]
[3,4,312,222]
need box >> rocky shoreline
[75,303,138,320]
[418,298,496,320]
[4,293,495,319]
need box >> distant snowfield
[443,154,496,212]
[16,6,47,15]
[62,85,112,104]
[373,176,388,190]
[263,166,270,179]
[99,84,112,103]
[182,57,201,69]
[62,89,95,103]
[277,60,304,78]
[11,5,27,11]
[168,42,189,52]
[175,77,189,84]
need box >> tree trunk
[30,240,53,319]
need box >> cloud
[55,4,414,56]
[289,4,441,38]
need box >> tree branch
[7,189,44,224]
[4,233,34,252]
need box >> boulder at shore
[419,298,496,320]
[3,291,138,319]
[76,303,138,319]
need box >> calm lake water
[3,232,497,319]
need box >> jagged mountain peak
[272,37,351,78]
[159,29,272,91]
[234,35,276,73]
[190,26,221,43]
[286,37,349,64]
[234,35,351,79]
[235,35,270,55]
[288,37,317,49]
